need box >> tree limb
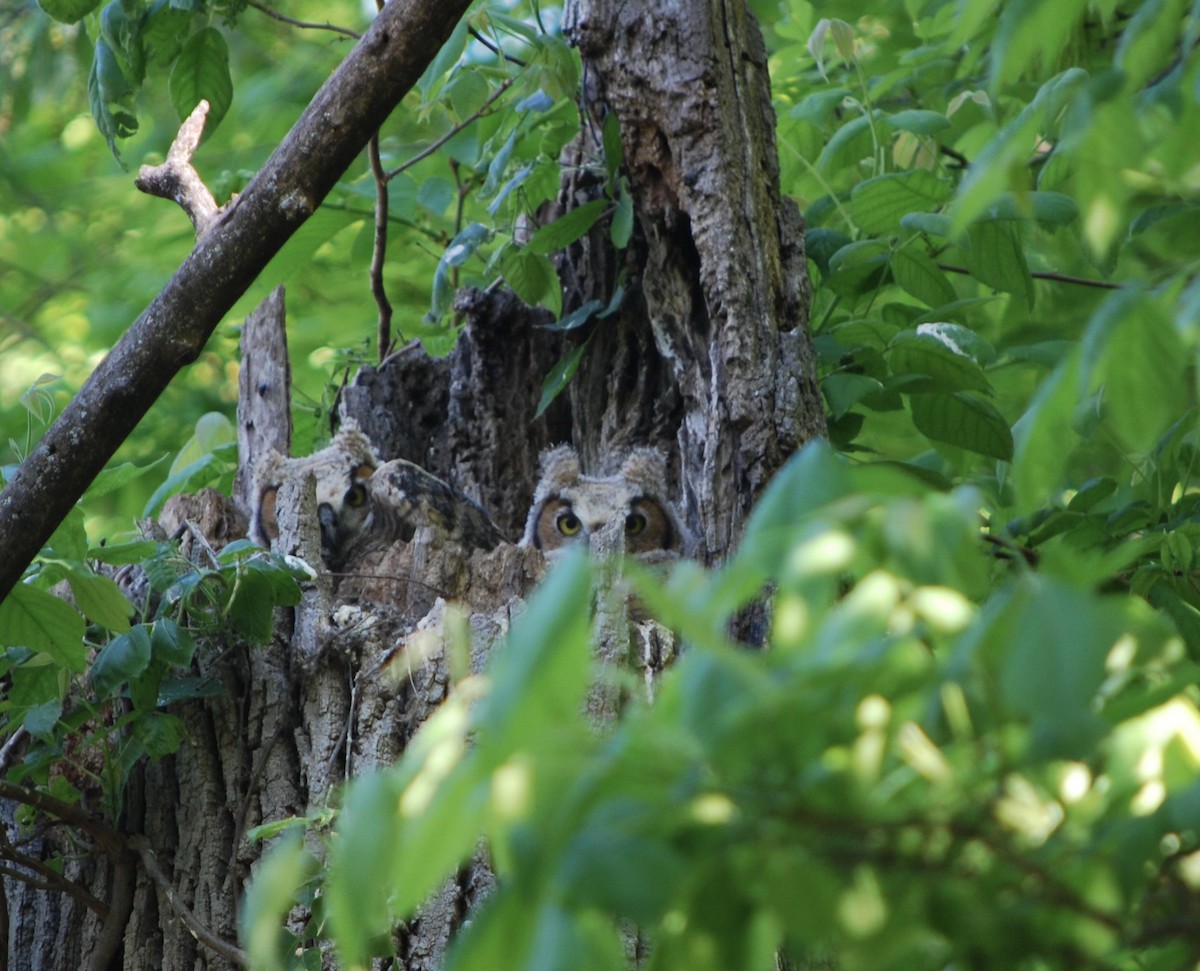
[0,0,474,602]
[129,835,250,968]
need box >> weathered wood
[0,0,475,603]
[563,0,825,562]
[234,286,293,538]
[339,286,572,539]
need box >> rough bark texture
[1,1,824,967]
[0,0,474,603]
[563,0,825,560]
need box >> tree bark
[563,0,825,559]
[1,2,826,967]
[0,0,473,604]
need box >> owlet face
[255,423,378,568]
[522,445,684,557]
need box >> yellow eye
[344,482,369,508]
[556,510,582,536]
[625,511,648,536]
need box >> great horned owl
[344,458,506,561]
[253,421,378,568]
[521,445,687,559]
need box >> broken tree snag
[134,100,223,238]
[233,286,293,530]
[563,0,825,563]
[0,0,476,603]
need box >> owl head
[255,421,378,568]
[521,445,685,557]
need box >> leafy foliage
[4,0,1200,967]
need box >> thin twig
[130,835,250,967]
[0,728,27,774]
[468,26,527,66]
[0,862,109,918]
[0,781,124,858]
[247,0,360,39]
[385,76,517,182]
[937,262,1123,290]
[368,133,396,357]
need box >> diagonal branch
[0,0,475,603]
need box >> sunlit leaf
[850,170,952,235]
[0,584,86,670]
[168,27,232,131]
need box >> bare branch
[248,0,361,40]
[385,75,517,181]
[129,835,250,968]
[368,133,396,357]
[134,101,222,238]
[937,262,1123,290]
[0,0,476,602]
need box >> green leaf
[90,625,153,698]
[535,338,591,418]
[143,1,192,66]
[168,27,232,131]
[23,699,63,739]
[610,181,634,249]
[817,112,887,173]
[996,577,1117,758]
[0,585,87,671]
[822,373,885,418]
[984,192,1079,226]
[909,392,1014,460]
[601,110,624,182]
[225,568,277,643]
[887,109,951,134]
[850,170,952,235]
[142,443,236,518]
[1080,290,1186,454]
[46,506,88,562]
[890,247,957,309]
[887,331,991,392]
[1011,355,1080,514]
[37,0,102,24]
[89,38,139,157]
[949,68,1089,231]
[169,412,234,477]
[63,566,133,632]
[961,220,1034,307]
[328,772,407,966]
[500,247,561,314]
[826,239,890,297]
[1114,0,1191,91]
[527,199,607,255]
[152,618,196,667]
[90,539,162,566]
[242,835,320,971]
[132,711,185,757]
[88,455,168,498]
[540,299,604,332]
[991,0,1090,88]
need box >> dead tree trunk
[1,2,822,967]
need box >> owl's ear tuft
[538,444,582,486]
[620,447,669,486]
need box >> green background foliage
[3,0,1200,967]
